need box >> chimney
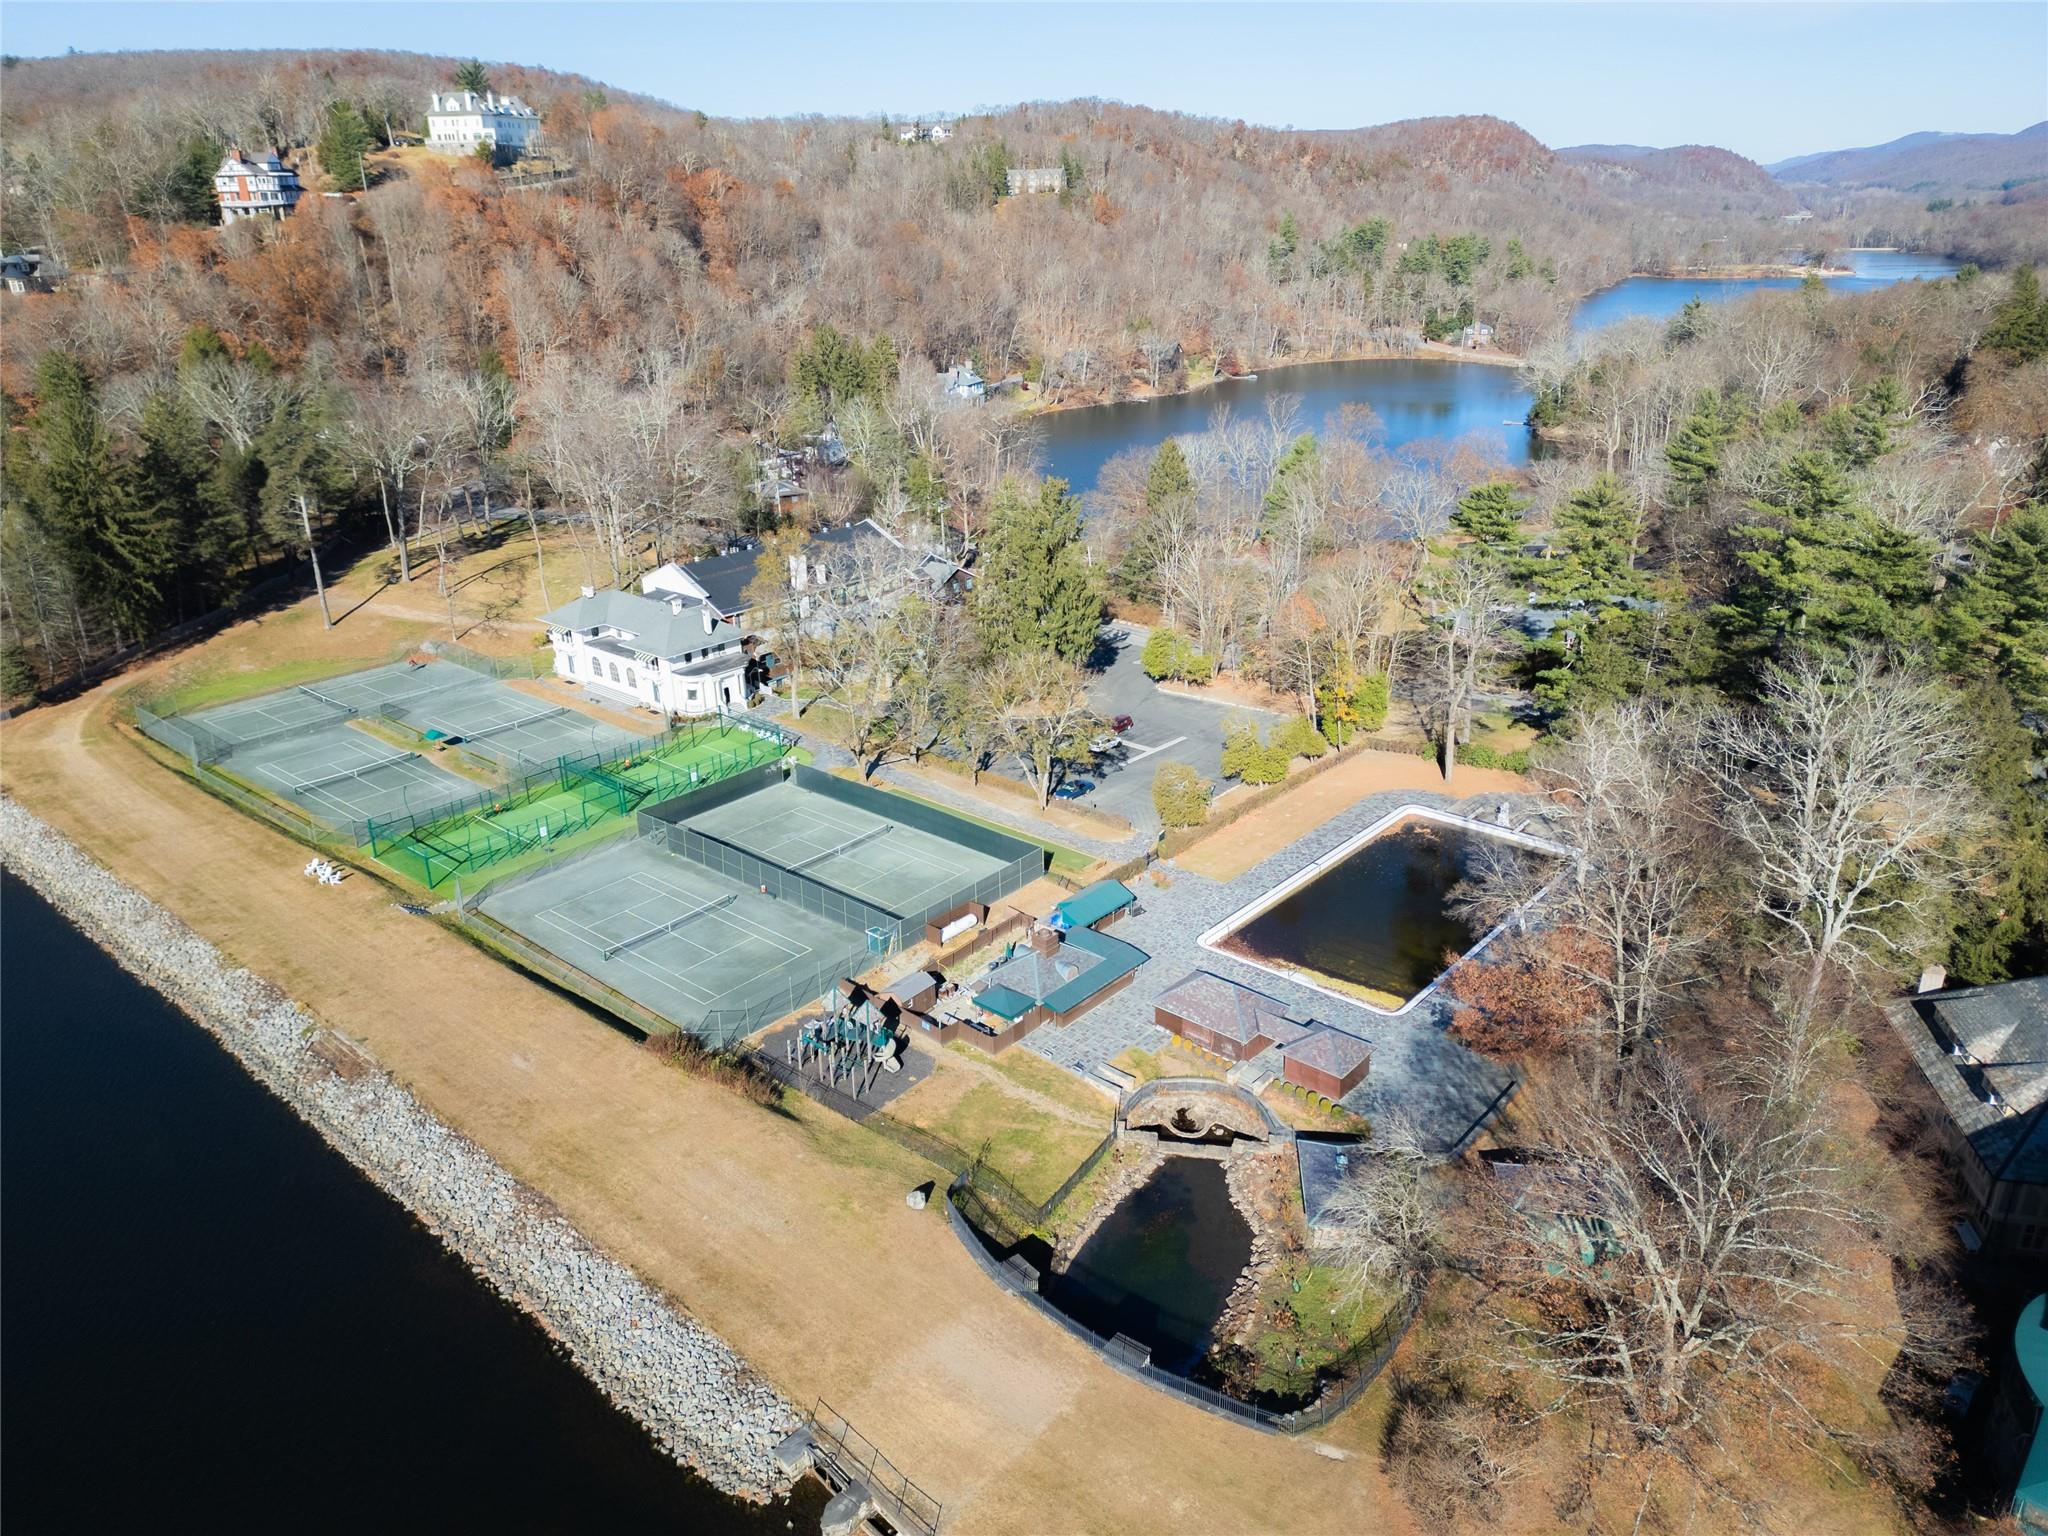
[1916,965,1947,994]
[1031,925,1059,958]
[580,584,595,599]
[669,596,684,616]
[702,607,714,634]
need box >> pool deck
[1022,787,1555,1155]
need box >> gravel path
[0,795,799,1501]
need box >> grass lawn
[1246,1262,1398,1397]
[1110,1041,1231,1085]
[890,1046,1109,1206]
[961,1041,1117,1121]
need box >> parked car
[1111,714,1135,734]
[1052,778,1096,800]
[1088,733,1120,753]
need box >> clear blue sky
[5,2,2044,163]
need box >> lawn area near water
[887,1042,1113,1206]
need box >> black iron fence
[808,1400,942,1536]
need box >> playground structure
[787,989,904,1099]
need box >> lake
[1037,249,1959,497]
[1569,248,1964,333]
[0,869,821,1533]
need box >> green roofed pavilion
[1055,879,1135,931]
[975,985,1038,1022]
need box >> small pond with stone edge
[1040,1158,1252,1375]
[1207,811,1559,1011]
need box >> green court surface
[371,722,788,888]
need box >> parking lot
[1073,623,1279,831]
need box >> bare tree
[1708,651,1978,1063]
[1320,1119,1447,1302]
[1407,546,1512,786]
[984,649,1100,807]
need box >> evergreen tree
[179,324,231,374]
[454,60,491,94]
[1939,502,2048,714]
[1665,297,1709,346]
[1450,479,1528,560]
[162,138,219,224]
[1524,474,1654,712]
[1824,375,1903,466]
[1260,432,1319,538]
[1983,264,2048,363]
[1713,451,1935,679]
[131,387,242,616]
[20,353,165,642]
[1503,238,1532,281]
[1945,684,2048,982]
[318,101,375,192]
[1666,388,1735,503]
[974,477,1101,663]
[1267,211,1301,279]
[1118,439,1192,602]
[1438,233,1489,286]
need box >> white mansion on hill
[541,570,758,718]
[214,149,303,223]
[426,90,542,156]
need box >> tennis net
[464,706,570,742]
[297,683,359,715]
[293,752,417,795]
[602,892,737,959]
[790,823,892,872]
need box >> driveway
[1076,623,1280,832]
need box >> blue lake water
[1569,249,1964,333]
[1037,250,1961,496]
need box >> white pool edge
[1194,803,1575,1021]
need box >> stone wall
[0,796,799,1500]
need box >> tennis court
[389,683,640,770]
[232,724,477,827]
[183,659,479,748]
[683,778,1009,920]
[481,837,876,1030]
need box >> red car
[1111,714,1134,734]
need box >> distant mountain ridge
[1765,123,2048,191]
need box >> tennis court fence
[422,639,556,681]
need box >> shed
[1054,879,1135,932]
[1281,1027,1374,1099]
[1153,970,1306,1063]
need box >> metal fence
[422,638,555,681]
[808,1400,942,1536]
[941,1187,1423,1435]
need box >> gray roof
[1282,1026,1374,1078]
[541,588,741,658]
[1297,1136,1366,1227]
[1892,977,2048,1187]
[684,521,896,616]
[1154,970,1308,1048]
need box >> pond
[1570,248,1964,333]
[1042,1158,1251,1374]
[1205,811,1556,1012]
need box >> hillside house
[896,121,954,143]
[427,90,542,156]
[540,579,759,717]
[1886,975,2048,1263]
[214,150,303,223]
[1006,166,1066,195]
[654,519,907,625]
[943,361,986,400]
[0,252,52,294]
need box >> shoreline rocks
[0,796,799,1502]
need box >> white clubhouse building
[541,570,754,718]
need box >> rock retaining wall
[0,796,798,1500]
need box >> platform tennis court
[232,725,476,827]
[481,837,874,1029]
[683,778,1009,919]
[389,683,638,769]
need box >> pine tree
[974,477,1101,663]
[454,60,490,94]
[1260,432,1319,538]
[1449,479,1528,560]
[1983,265,2048,363]
[131,387,241,616]
[1665,297,1710,345]
[1118,439,1192,602]
[1524,474,1653,712]
[21,353,165,642]
[1939,502,2048,713]
[1713,451,1935,678]
[1665,388,1734,503]
[318,101,374,192]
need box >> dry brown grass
[1174,747,1537,883]
[0,577,1420,1535]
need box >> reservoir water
[0,869,820,1533]
[1038,249,1960,498]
